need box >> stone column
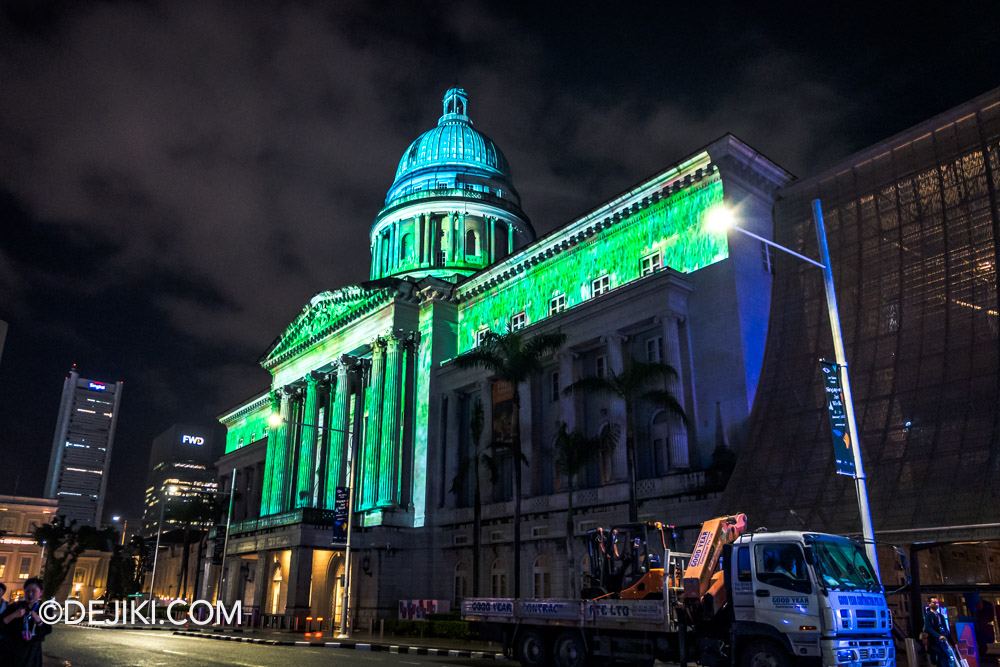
[604,334,628,481]
[360,338,386,511]
[428,216,439,266]
[261,390,290,516]
[661,314,689,470]
[488,217,496,260]
[323,360,351,508]
[414,214,423,265]
[296,374,320,508]
[251,551,269,618]
[282,387,305,512]
[284,547,313,623]
[378,333,404,507]
[424,214,432,265]
[444,391,461,507]
[508,222,515,254]
[558,352,577,431]
[456,213,465,261]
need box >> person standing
[0,577,52,667]
[0,583,8,615]
[924,597,955,667]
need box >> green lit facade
[215,90,791,623]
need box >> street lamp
[111,515,128,547]
[710,200,880,579]
[267,410,357,639]
[148,484,177,602]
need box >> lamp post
[267,411,357,639]
[148,484,177,602]
[216,467,237,607]
[707,200,880,579]
[111,515,128,547]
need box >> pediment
[261,285,391,368]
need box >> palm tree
[553,422,618,599]
[455,329,566,598]
[449,398,487,596]
[565,358,687,522]
[172,495,225,601]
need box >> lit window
[641,253,662,276]
[18,556,32,579]
[760,241,773,274]
[0,555,7,579]
[476,328,491,347]
[592,275,610,297]
[549,294,566,316]
[596,355,607,379]
[510,311,527,332]
[646,336,663,363]
[551,372,560,402]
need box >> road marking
[162,649,186,655]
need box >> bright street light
[714,201,880,579]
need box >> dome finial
[440,87,470,125]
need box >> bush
[384,618,472,640]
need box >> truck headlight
[837,649,858,662]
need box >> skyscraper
[142,423,219,537]
[44,366,123,527]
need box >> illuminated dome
[384,88,521,208]
[371,88,534,282]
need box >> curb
[171,630,505,658]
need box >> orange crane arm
[682,514,748,602]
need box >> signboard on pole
[332,486,349,546]
[821,360,857,477]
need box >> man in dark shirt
[924,597,955,667]
[0,577,52,667]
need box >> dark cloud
[1,0,998,517]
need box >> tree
[106,535,149,601]
[449,398,487,597]
[565,359,688,522]
[455,330,566,598]
[553,422,618,599]
[170,495,225,601]
[34,516,113,598]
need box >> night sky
[1,1,998,521]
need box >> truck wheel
[553,630,589,667]
[740,640,792,667]
[517,628,550,666]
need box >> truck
[461,515,895,667]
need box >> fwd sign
[182,435,205,445]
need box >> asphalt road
[42,626,499,667]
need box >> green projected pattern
[224,407,270,454]
[457,176,725,349]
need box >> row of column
[357,331,416,511]
[260,356,363,516]
[371,213,516,277]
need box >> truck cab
[728,532,894,667]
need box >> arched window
[331,561,345,625]
[270,563,283,614]
[454,562,469,606]
[532,555,551,599]
[400,233,412,261]
[490,558,507,597]
[650,410,671,477]
[466,229,479,256]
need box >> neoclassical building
[210,88,791,629]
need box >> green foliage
[386,618,472,639]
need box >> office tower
[142,423,219,538]
[44,366,123,527]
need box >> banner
[332,486,349,546]
[820,361,856,476]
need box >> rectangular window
[549,294,566,315]
[737,547,752,582]
[551,372,560,402]
[510,311,527,332]
[18,556,32,579]
[592,275,610,297]
[0,555,7,579]
[641,252,662,276]
[646,336,663,362]
[760,241,773,274]
[476,328,490,346]
[596,355,607,378]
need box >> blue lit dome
[384,88,521,208]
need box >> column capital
[655,311,685,326]
[305,371,322,386]
[600,332,628,345]
[556,350,579,363]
